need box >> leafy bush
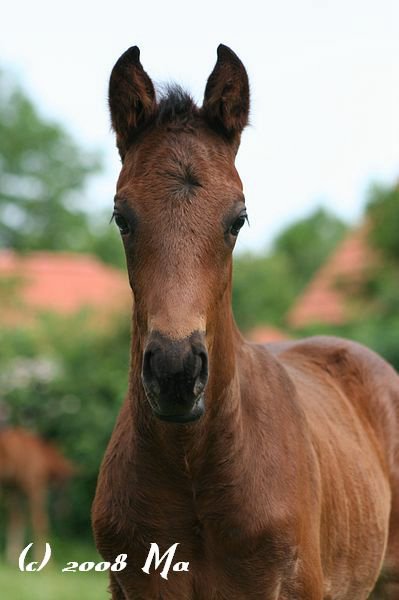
[0,312,131,539]
[232,208,347,331]
[367,183,399,260]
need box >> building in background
[287,225,375,328]
[0,251,131,325]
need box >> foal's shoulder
[267,336,399,467]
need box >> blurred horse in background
[0,427,75,563]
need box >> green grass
[0,538,109,599]
[0,563,108,599]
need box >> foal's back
[268,335,399,598]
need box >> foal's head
[109,45,250,422]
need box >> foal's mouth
[144,389,205,424]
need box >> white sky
[2,0,399,251]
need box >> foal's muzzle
[141,331,208,423]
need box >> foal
[0,427,74,562]
[92,45,399,599]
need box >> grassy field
[0,564,108,599]
[0,538,109,599]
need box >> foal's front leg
[268,569,324,600]
[285,548,324,600]
[217,546,324,600]
[109,572,127,599]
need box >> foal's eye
[230,214,247,236]
[113,213,130,235]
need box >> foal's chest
[118,487,297,598]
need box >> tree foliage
[299,180,399,372]
[232,208,347,330]
[273,208,347,284]
[232,252,296,330]
[367,182,399,260]
[357,182,399,319]
[0,73,100,252]
[0,313,130,538]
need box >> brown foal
[0,427,74,562]
[92,45,399,599]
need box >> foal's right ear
[109,46,157,156]
[202,44,250,140]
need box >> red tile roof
[287,224,375,328]
[247,325,289,343]
[0,251,131,323]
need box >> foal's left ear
[109,46,157,156]
[202,45,250,140]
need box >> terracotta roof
[247,325,289,343]
[0,250,131,323]
[287,224,375,328]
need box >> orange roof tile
[247,325,289,343]
[287,224,375,328]
[0,251,131,323]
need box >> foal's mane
[156,84,198,127]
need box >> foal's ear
[109,46,157,155]
[202,44,250,140]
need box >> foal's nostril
[199,350,208,381]
[142,348,153,383]
[191,354,202,380]
[142,349,160,397]
[193,349,208,396]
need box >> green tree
[358,181,399,319]
[367,182,399,261]
[0,72,100,251]
[0,312,131,539]
[232,252,297,330]
[297,181,399,372]
[273,207,347,285]
[232,207,347,331]
[85,215,126,269]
